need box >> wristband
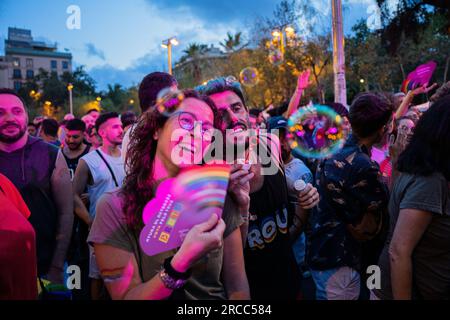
[163,256,191,280]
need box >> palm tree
[106,84,126,108]
[180,43,209,84]
[220,32,243,53]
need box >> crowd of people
[0,70,449,300]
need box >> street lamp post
[332,0,347,106]
[67,83,74,114]
[162,37,179,75]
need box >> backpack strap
[95,150,119,187]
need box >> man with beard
[62,119,91,180]
[73,112,125,299]
[198,77,319,300]
[0,88,73,286]
[62,118,91,299]
[306,92,393,300]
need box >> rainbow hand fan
[139,164,231,256]
[401,61,437,93]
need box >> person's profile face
[82,115,95,128]
[27,125,37,136]
[99,118,123,146]
[397,118,415,145]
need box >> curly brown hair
[121,90,221,230]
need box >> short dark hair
[66,118,86,132]
[86,108,100,115]
[0,88,27,111]
[348,92,394,138]
[27,122,37,129]
[95,112,119,132]
[120,111,137,128]
[397,95,450,180]
[249,108,262,117]
[41,118,59,137]
[138,72,177,113]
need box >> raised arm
[284,69,311,119]
[395,83,438,120]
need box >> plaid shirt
[306,134,389,271]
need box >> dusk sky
[0,0,380,90]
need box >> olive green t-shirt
[375,172,450,300]
[88,190,243,300]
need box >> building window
[51,60,57,69]
[26,70,34,79]
[14,81,22,91]
[62,61,69,70]
[26,58,33,68]
[13,69,22,79]
[12,58,20,67]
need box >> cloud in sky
[0,0,376,90]
[85,43,106,61]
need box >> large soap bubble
[286,105,349,159]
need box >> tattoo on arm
[101,267,126,283]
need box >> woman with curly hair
[88,90,249,300]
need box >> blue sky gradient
[0,0,378,90]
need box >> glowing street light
[67,83,74,114]
[162,36,179,75]
[271,26,296,56]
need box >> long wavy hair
[397,95,450,181]
[121,90,221,230]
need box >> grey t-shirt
[375,172,450,300]
[88,190,242,300]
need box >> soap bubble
[286,105,349,159]
[239,67,259,87]
[155,87,185,116]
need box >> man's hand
[411,83,438,96]
[228,164,253,213]
[297,183,319,209]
